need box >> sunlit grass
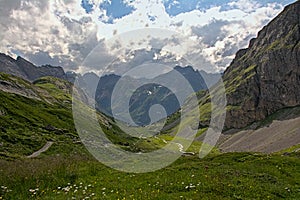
[0,151,299,199]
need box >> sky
[0,0,296,74]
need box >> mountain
[0,54,66,82]
[221,1,300,130]
[94,66,220,125]
[193,1,300,153]
[77,72,100,98]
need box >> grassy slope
[0,75,84,159]
[0,74,167,157]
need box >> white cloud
[0,0,98,69]
[228,0,261,13]
[0,0,291,73]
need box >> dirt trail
[27,142,54,158]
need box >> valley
[0,1,300,199]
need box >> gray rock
[0,54,66,82]
[223,1,300,129]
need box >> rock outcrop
[223,1,300,129]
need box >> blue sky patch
[163,0,296,16]
[163,0,232,16]
[163,0,199,16]
[99,0,136,23]
[81,0,94,14]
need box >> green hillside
[0,74,82,159]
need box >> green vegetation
[265,25,299,51]
[33,76,73,105]
[0,72,32,89]
[0,90,80,159]
[0,152,299,199]
[224,64,257,95]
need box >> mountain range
[0,51,221,126]
[0,1,299,157]
[94,65,220,125]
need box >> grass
[0,152,299,199]
[0,90,79,158]
[33,76,73,105]
[0,74,80,159]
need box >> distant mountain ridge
[0,53,66,82]
[94,65,220,125]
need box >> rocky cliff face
[223,1,300,129]
[0,54,66,82]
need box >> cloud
[191,19,230,47]
[228,0,261,13]
[0,0,98,70]
[0,0,294,73]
